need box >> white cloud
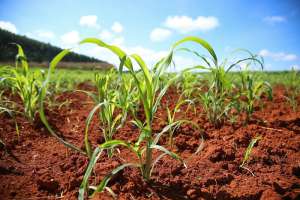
[259,49,297,61]
[24,30,55,43]
[124,46,197,71]
[111,36,124,46]
[99,30,113,41]
[0,21,17,33]
[78,45,119,64]
[35,30,55,39]
[111,22,123,33]
[60,31,80,47]
[150,28,172,42]
[98,30,124,45]
[78,42,198,72]
[79,15,100,29]
[164,15,219,33]
[263,16,286,24]
[126,46,168,65]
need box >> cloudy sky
[0,0,299,70]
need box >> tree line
[0,28,108,64]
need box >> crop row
[0,36,299,199]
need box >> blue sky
[0,0,299,70]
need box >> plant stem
[107,148,113,158]
[144,138,152,181]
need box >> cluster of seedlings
[0,36,299,199]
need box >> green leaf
[176,47,212,68]
[99,139,131,150]
[240,135,262,167]
[130,54,152,86]
[153,120,199,145]
[182,65,209,73]
[85,102,106,158]
[227,57,263,73]
[80,38,127,60]
[38,49,85,154]
[172,36,218,65]
[78,147,103,200]
[152,72,180,114]
[91,163,138,197]
[13,43,29,75]
[150,144,183,163]
[150,152,167,176]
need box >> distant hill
[0,28,112,69]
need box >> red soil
[0,84,299,200]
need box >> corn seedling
[240,135,262,176]
[1,45,86,154]
[177,71,200,100]
[0,67,14,89]
[77,37,191,199]
[239,61,272,122]
[37,44,134,158]
[83,69,129,158]
[176,44,264,127]
[118,74,139,118]
[0,83,20,138]
[284,67,299,112]
[79,36,228,199]
[5,44,42,122]
[166,98,198,148]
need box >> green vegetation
[83,69,135,158]
[9,44,43,122]
[240,135,262,176]
[238,62,273,122]
[78,37,185,199]
[0,90,19,138]
[0,34,299,199]
[179,46,267,127]
[166,98,197,148]
[283,67,299,111]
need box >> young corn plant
[240,135,262,176]
[166,98,198,148]
[0,66,14,89]
[284,67,299,112]
[1,45,85,154]
[239,62,272,123]
[38,43,134,157]
[177,71,200,100]
[176,43,264,127]
[84,69,128,158]
[78,37,190,199]
[0,90,20,138]
[7,44,42,122]
[117,73,140,122]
